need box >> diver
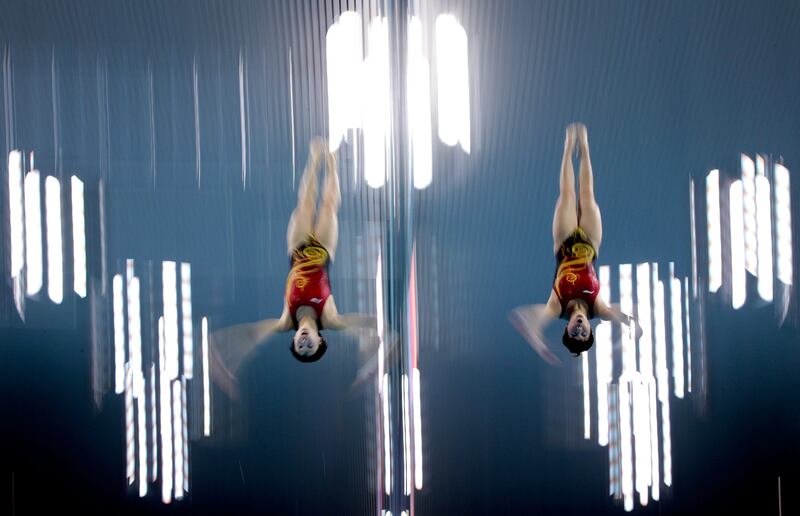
[210,138,376,399]
[510,123,641,364]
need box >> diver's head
[562,304,594,356]
[290,327,327,363]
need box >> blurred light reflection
[669,265,685,399]
[181,263,194,379]
[706,170,722,292]
[741,155,757,275]
[24,170,42,296]
[596,265,612,447]
[113,275,127,394]
[45,176,63,304]
[409,17,433,189]
[730,180,746,309]
[8,151,25,279]
[755,173,773,301]
[202,317,211,437]
[774,164,792,286]
[435,14,470,153]
[71,176,87,298]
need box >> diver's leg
[575,124,603,253]
[552,126,579,254]
[313,149,341,261]
[287,141,325,253]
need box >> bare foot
[565,125,577,152]
[574,123,589,151]
[310,137,328,156]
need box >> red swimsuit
[285,236,331,329]
[553,228,600,319]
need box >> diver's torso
[553,228,599,319]
[286,235,331,328]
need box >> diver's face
[567,312,591,341]
[293,327,321,356]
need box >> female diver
[510,123,641,364]
[210,139,376,398]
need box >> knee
[578,192,597,209]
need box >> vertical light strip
[409,16,433,189]
[182,379,189,494]
[608,385,620,497]
[634,375,652,506]
[756,173,773,301]
[619,381,634,512]
[127,276,144,399]
[636,263,653,379]
[363,16,389,189]
[150,364,158,483]
[596,265,612,447]
[181,263,194,379]
[382,373,392,496]
[409,245,423,491]
[412,368,423,490]
[173,380,184,499]
[653,273,668,499]
[159,317,166,373]
[137,372,148,497]
[238,51,247,188]
[192,58,201,188]
[24,170,42,295]
[113,274,126,394]
[402,374,411,495]
[669,265,685,399]
[8,151,25,278]
[619,265,635,375]
[70,176,86,298]
[653,267,669,403]
[376,249,389,498]
[661,383,673,487]
[125,364,135,485]
[730,180,746,309]
[202,317,211,436]
[741,155,757,275]
[128,273,147,496]
[690,179,698,298]
[632,375,651,506]
[99,180,107,295]
[581,353,592,439]
[648,378,660,502]
[684,277,692,393]
[325,11,363,152]
[163,262,180,380]
[159,318,174,504]
[706,170,722,292]
[45,176,63,304]
[774,164,793,286]
[435,15,471,153]
[582,352,591,440]
[376,252,385,388]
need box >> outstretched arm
[509,291,562,365]
[209,307,292,400]
[593,296,643,340]
[321,296,377,332]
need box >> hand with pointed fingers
[509,308,562,366]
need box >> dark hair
[289,335,328,363]
[562,327,594,356]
